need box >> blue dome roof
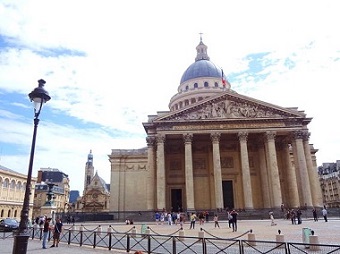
[180,60,223,84]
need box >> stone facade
[0,165,36,221]
[76,151,110,212]
[109,38,323,213]
[318,161,340,208]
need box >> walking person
[312,207,318,222]
[51,217,63,247]
[42,217,51,249]
[269,211,276,226]
[322,207,328,222]
[230,209,238,232]
[189,213,197,229]
[213,214,220,228]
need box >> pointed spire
[195,33,210,62]
[87,149,93,166]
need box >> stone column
[183,133,195,211]
[257,141,271,208]
[211,132,223,209]
[146,136,156,210]
[303,132,323,207]
[282,139,299,208]
[265,131,283,208]
[238,132,254,209]
[156,134,166,210]
[293,131,313,207]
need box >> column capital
[238,131,248,142]
[302,132,311,142]
[210,132,221,143]
[146,136,156,147]
[156,134,166,144]
[183,133,193,144]
[293,130,308,140]
[265,131,276,142]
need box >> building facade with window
[0,165,36,221]
[32,167,70,219]
[109,38,323,213]
[318,161,340,208]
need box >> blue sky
[0,0,339,192]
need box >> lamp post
[12,79,51,254]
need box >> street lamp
[12,79,51,254]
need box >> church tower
[84,150,94,194]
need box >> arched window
[194,83,198,88]
[179,102,183,108]
[17,182,22,190]
[198,97,203,101]
[14,210,18,217]
[10,180,16,189]
[185,100,189,106]
[191,98,196,104]
[8,210,11,217]
[0,209,3,217]
[204,82,209,87]
[214,82,218,87]
[185,85,189,91]
[3,179,9,188]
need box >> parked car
[0,218,19,232]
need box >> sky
[0,0,339,193]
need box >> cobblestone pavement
[1,218,339,253]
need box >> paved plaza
[1,218,340,253]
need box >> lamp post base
[12,233,30,254]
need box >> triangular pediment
[154,91,306,122]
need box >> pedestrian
[227,210,232,228]
[213,214,220,228]
[51,217,63,248]
[290,210,296,224]
[189,213,197,229]
[42,218,51,249]
[322,207,328,222]
[269,211,276,226]
[312,207,318,222]
[297,208,302,224]
[230,209,238,232]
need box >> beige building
[76,151,110,212]
[32,167,70,219]
[319,161,340,208]
[109,38,323,213]
[0,165,36,221]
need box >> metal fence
[2,226,340,254]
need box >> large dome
[168,37,231,111]
[180,60,223,84]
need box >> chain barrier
[147,226,182,236]
[201,227,251,240]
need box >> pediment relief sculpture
[167,99,287,121]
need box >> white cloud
[1,0,340,191]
